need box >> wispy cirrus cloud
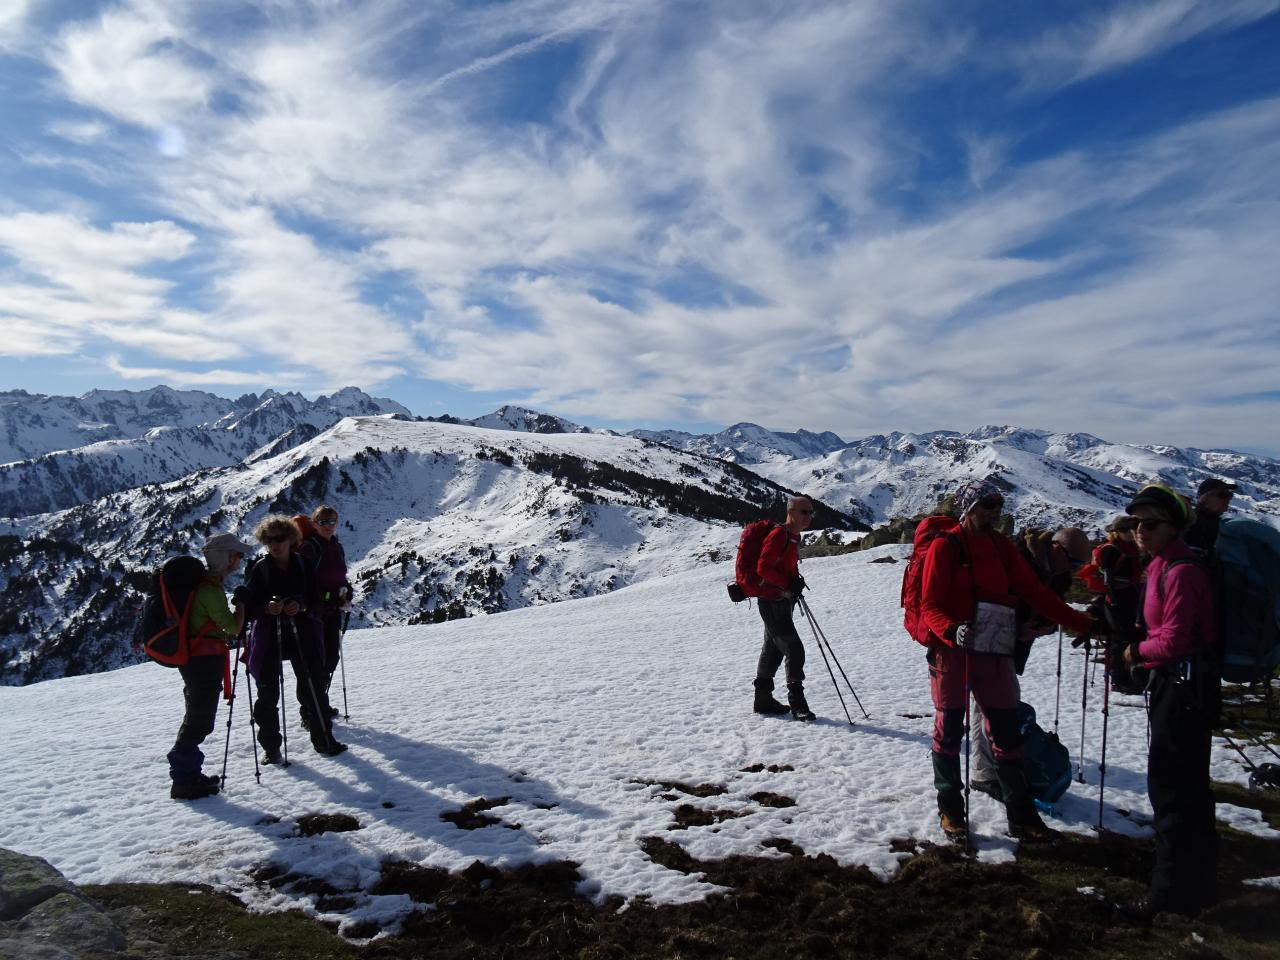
[1019,0,1280,88]
[0,0,1276,451]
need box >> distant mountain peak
[466,406,589,434]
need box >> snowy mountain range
[643,424,1280,532]
[2,385,1278,686]
[0,408,855,685]
[0,386,411,516]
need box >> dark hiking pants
[1147,670,1218,910]
[252,620,336,753]
[755,598,805,689]
[168,654,224,783]
[319,610,342,687]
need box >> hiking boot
[787,684,815,722]
[938,807,968,844]
[299,712,312,732]
[262,749,283,765]
[1007,811,1059,842]
[200,773,222,789]
[326,705,340,719]
[1124,891,1198,924]
[971,778,1003,801]
[315,739,348,757]
[171,778,219,801]
[996,759,1059,842]
[753,682,790,715]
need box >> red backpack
[729,520,779,602]
[135,556,218,667]
[900,515,965,645]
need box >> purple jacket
[1137,539,1216,669]
[245,613,324,682]
[298,535,349,608]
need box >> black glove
[231,585,251,607]
[953,623,975,649]
[788,575,807,595]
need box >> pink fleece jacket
[1136,539,1216,668]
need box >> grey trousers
[755,598,806,689]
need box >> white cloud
[46,119,111,144]
[105,354,298,387]
[1021,0,1280,88]
[0,212,244,362]
[51,1,216,128]
[7,0,1278,450]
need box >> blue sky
[1,1,1278,451]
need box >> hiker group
[733,476,1278,921]
[145,506,354,800]
[147,471,1276,923]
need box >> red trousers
[928,644,1022,761]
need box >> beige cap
[203,532,256,558]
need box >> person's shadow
[201,721,608,881]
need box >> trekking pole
[1054,632,1064,737]
[798,600,852,724]
[289,617,338,751]
[1236,690,1280,762]
[338,611,350,720]
[275,610,290,768]
[243,661,261,784]
[799,597,870,719]
[963,650,973,857]
[1097,654,1111,831]
[219,633,244,790]
[1076,637,1090,784]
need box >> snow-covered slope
[1,550,1272,938]
[0,388,410,516]
[652,423,1280,532]
[0,417,859,684]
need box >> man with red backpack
[749,497,816,721]
[909,480,1097,843]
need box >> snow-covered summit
[630,422,848,464]
[464,405,589,434]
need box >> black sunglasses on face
[263,535,290,544]
[317,519,338,526]
[1134,518,1167,532]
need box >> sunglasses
[1205,490,1233,500]
[317,519,338,526]
[262,535,290,544]
[1134,518,1167,532]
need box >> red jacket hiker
[920,529,1092,645]
[756,526,800,602]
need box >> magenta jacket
[1137,539,1216,669]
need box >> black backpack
[135,556,214,667]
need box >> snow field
[1,546,1274,935]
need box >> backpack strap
[1156,556,1207,602]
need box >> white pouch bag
[970,601,1017,656]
